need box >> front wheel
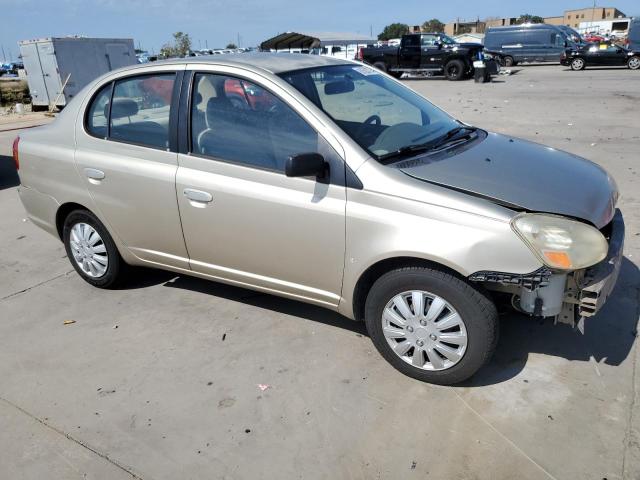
[364,267,498,385]
[628,56,640,70]
[63,209,125,288]
[444,59,466,81]
[570,58,586,71]
[502,56,515,67]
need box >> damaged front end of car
[469,209,624,332]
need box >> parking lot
[1,64,639,479]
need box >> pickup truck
[359,33,488,81]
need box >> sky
[1,0,639,59]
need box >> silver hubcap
[630,58,640,69]
[69,223,108,278]
[382,291,467,371]
[573,59,584,69]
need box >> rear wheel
[570,58,586,71]
[628,56,640,70]
[364,267,498,385]
[444,59,466,81]
[502,56,515,67]
[372,61,388,72]
[388,70,404,79]
[63,209,124,288]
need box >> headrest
[109,98,138,119]
[205,95,234,124]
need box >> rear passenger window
[190,73,317,172]
[109,74,175,149]
[86,83,112,138]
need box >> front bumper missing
[578,209,625,318]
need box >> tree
[160,32,192,58]
[421,18,445,33]
[226,43,238,49]
[378,23,409,41]
[517,14,544,24]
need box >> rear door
[398,35,421,68]
[18,42,49,107]
[590,45,627,66]
[37,41,64,106]
[74,65,190,269]
[175,67,347,306]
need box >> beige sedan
[14,54,623,384]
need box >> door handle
[84,168,105,184]
[183,188,213,205]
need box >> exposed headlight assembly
[512,213,608,270]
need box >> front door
[75,68,190,269]
[420,34,445,69]
[175,71,346,306]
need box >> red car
[223,78,276,111]
[583,34,605,43]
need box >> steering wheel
[363,114,381,126]
[356,114,382,143]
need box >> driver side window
[190,73,318,172]
[421,35,438,46]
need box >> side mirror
[285,153,327,179]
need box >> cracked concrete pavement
[0,64,639,479]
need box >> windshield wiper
[378,126,477,164]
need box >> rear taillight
[12,136,20,170]
[357,47,364,61]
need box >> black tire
[444,59,466,81]
[388,70,404,79]
[372,61,388,72]
[63,209,125,288]
[502,56,515,67]
[364,267,498,385]
[570,58,586,71]
[628,56,640,70]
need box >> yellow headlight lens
[512,213,608,270]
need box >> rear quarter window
[86,83,113,138]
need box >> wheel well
[351,257,464,322]
[55,202,89,239]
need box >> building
[543,16,565,26]
[444,19,487,36]
[484,18,518,28]
[563,7,626,28]
[443,6,627,37]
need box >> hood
[446,43,484,53]
[398,132,618,228]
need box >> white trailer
[19,37,136,109]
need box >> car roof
[122,52,354,75]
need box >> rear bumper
[18,185,60,238]
[578,209,624,317]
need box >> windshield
[279,64,460,161]
[439,34,457,45]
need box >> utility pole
[237,32,240,48]
[1,45,5,63]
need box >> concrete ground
[1,64,639,480]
